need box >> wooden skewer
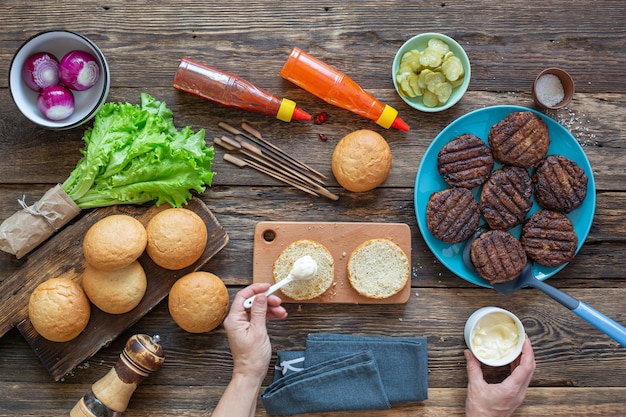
[215,137,339,201]
[233,134,324,186]
[218,122,328,180]
[234,137,325,188]
[223,153,320,198]
[240,122,263,140]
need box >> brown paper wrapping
[0,184,81,259]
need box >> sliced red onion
[37,85,75,120]
[59,50,100,91]
[22,52,60,91]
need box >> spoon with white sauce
[243,255,318,309]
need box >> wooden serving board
[0,197,228,381]
[253,221,411,304]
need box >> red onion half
[37,85,75,120]
[59,50,100,91]
[22,52,60,91]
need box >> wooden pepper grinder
[70,334,165,417]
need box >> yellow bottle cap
[375,104,398,129]
[277,98,297,122]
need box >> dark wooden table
[1,1,625,416]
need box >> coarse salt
[535,73,564,107]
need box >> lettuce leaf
[61,93,215,209]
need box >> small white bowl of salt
[532,67,575,110]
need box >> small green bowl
[392,33,470,112]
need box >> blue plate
[414,105,596,288]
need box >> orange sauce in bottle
[173,57,311,122]
[280,47,409,131]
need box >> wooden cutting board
[253,221,411,304]
[0,197,228,381]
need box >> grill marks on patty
[426,188,480,244]
[533,155,588,213]
[488,111,550,168]
[521,210,577,267]
[437,133,494,189]
[480,166,533,230]
[470,230,527,283]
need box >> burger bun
[331,129,392,192]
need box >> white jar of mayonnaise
[464,306,525,367]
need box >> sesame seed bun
[28,277,91,342]
[83,214,147,271]
[168,272,229,333]
[146,208,208,270]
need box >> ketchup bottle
[173,57,311,122]
[279,47,409,131]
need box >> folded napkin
[262,333,428,416]
[305,333,428,403]
[262,350,390,415]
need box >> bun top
[347,238,409,299]
[81,260,147,314]
[168,272,229,333]
[272,239,334,301]
[83,214,147,271]
[331,129,392,192]
[28,277,91,342]
[146,208,208,270]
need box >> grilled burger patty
[480,166,533,230]
[426,187,480,244]
[533,154,588,213]
[488,111,550,168]
[437,133,494,189]
[470,229,527,284]
[521,210,578,267]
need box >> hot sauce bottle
[279,47,410,131]
[173,57,311,122]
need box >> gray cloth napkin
[305,333,428,403]
[262,350,390,415]
[262,333,428,415]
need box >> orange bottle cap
[391,115,410,131]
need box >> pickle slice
[425,72,446,93]
[422,90,439,107]
[435,82,452,103]
[442,55,464,82]
[427,38,450,55]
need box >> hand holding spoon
[243,255,318,309]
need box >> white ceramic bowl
[464,306,525,367]
[392,32,470,112]
[9,30,110,130]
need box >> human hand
[465,334,536,417]
[223,283,288,381]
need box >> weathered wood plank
[0,1,624,93]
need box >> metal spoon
[463,226,626,347]
[243,255,318,309]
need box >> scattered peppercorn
[319,133,328,142]
[314,112,328,125]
